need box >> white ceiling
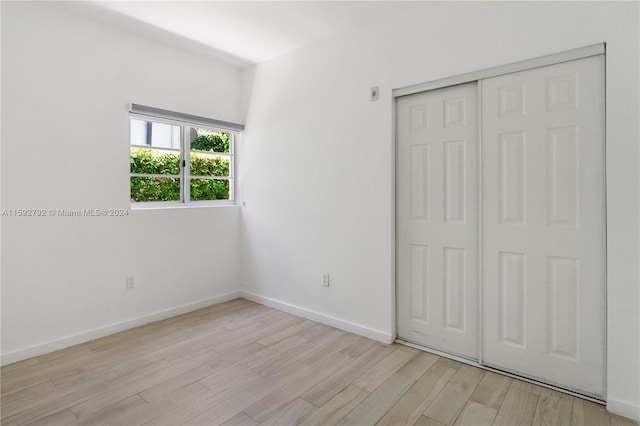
[52,1,406,67]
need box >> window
[128,104,243,206]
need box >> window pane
[130,119,180,150]
[131,177,180,202]
[130,119,149,145]
[190,178,229,201]
[190,128,230,153]
[130,147,180,175]
[190,152,230,177]
[151,122,181,149]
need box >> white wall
[1,0,638,419]
[0,2,242,363]
[239,1,639,419]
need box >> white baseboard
[607,396,640,422]
[240,290,394,344]
[0,291,242,366]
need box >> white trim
[131,144,181,152]
[131,201,238,210]
[477,80,484,365]
[130,173,181,179]
[230,133,236,202]
[389,89,398,344]
[607,397,640,422]
[393,43,605,98]
[182,125,190,202]
[240,291,394,344]
[0,291,241,366]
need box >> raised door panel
[481,55,605,397]
[397,83,479,360]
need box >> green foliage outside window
[130,142,231,202]
[130,175,181,202]
[190,131,230,153]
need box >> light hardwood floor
[1,299,636,426]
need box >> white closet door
[396,83,478,360]
[481,56,605,397]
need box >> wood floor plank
[138,357,227,403]
[353,345,418,392]
[295,332,360,367]
[47,363,115,387]
[70,358,200,422]
[164,348,222,368]
[219,306,279,332]
[256,319,316,346]
[1,299,634,426]
[141,386,238,425]
[423,364,485,425]
[214,316,306,354]
[1,365,132,426]
[338,373,414,426]
[187,307,269,339]
[0,357,41,380]
[300,385,369,426]
[199,365,264,394]
[532,387,573,426]
[510,378,545,395]
[221,412,259,426]
[470,370,512,410]
[296,322,335,341]
[1,350,87,391]
[414,416,447,426]
[257,397,316,425]
[240,352,354,424]
[218,342,267,365]
[0,379,56,419]
[23,408,79,426]
[1,376,52,399]
[452,400,497,426]
[258,310,294,326]
[377,357,460,426]
[609,414,639,426]
[181,359,318,426]
[115,345,221,378]
[290,329,345,364]
[396,351,439,381]
[143,364,300,426]
[82,382,209,426]
[340,336,378,358]
[241,336,310,377]
[301,344,394,407]
[5,301,245,388]
[77,394,147,426]
[492,385,540,426]
[0,351,108,397]
[571,398,611,426]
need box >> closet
[395,48,605,398]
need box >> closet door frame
[393,43,606,402]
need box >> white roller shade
[128,103,245,133]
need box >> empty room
[1,1,639,425]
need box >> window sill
[131,202,238,211]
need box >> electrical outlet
[322,273,330,287]
[126,276,135,289]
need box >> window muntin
[129,118,234,205]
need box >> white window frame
[128,104,243,208]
